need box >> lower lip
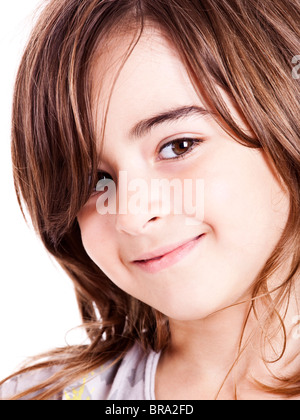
[133,234,205,274]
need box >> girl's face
[77,30,289,321]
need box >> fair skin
[77,28,297,399]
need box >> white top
[0,343,161,400]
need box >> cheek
[77,200,115,264]
[77,206,140,298]
[203,149,289,258]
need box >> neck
[156,293,299,400]
[168,301,254,373]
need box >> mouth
[133,234,205,274]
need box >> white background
[0,1,85,379]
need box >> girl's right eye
[92,171,113,194]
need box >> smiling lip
[133,234,204,274]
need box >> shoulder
[0,366,61,400]
[63,343,159,400]
[1,343,159,400]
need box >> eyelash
[91,137,203,194]
[157,137,203,161]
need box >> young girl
[0,0,299,400]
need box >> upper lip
[133,234,203,262]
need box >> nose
[115,172,168,236]
[116,213,160,236]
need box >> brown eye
[158,138,203,160]
[171,140,193,156]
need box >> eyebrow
[129,105,212,139]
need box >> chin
[154,299,226,322]
[153,285,247,322]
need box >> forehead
[89,27,201,143]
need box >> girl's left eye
[158,138,203,160]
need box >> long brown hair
[2,0,299,399]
